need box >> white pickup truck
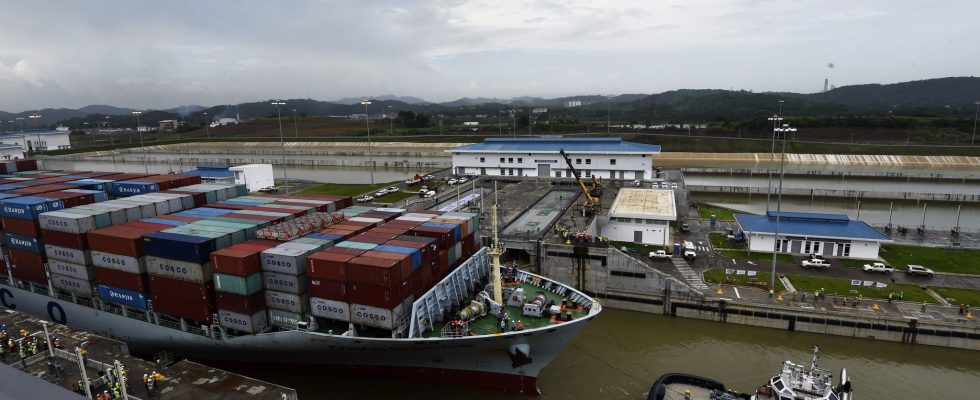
[862,262,895,273]
[649,250,670,260]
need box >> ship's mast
[488,181,504,304]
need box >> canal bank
[536,243,980,351]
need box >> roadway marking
[733,287,741,299]
[671,259,709,290]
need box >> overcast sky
[1,0,977,111]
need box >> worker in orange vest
[517,320,524,331]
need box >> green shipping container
[213,272,263,295]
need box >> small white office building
[603,188,677,245]
[185,164,275,192]
[0,127,72,157]
[735,212,890,260]
[447,137,661,181]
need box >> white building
[447,137,661,181]
[0,127,72,158]
[230,164,275,192]
[735,212,891,260]
[0,144,23,160]
[603,188,676,245]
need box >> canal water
[236,309,978,399]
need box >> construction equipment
[559,149,601,216]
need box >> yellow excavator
[559,149,601,216]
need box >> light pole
[388,106,393,135]
[28,114,42,156]
[361,100,374,185]
[606,97,612,134]
[972,100,979,147]
[132,111,148,173]
[105,116,113,145]
[272,101,289,194]
[770,123,796,289]
[292,109,298,138]
[203,112,210,140]
[765,114,782,213]
[15,117,24,132]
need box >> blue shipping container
[67,179,114,191]
[97,285,148,309]
[307,232,344,243]
[142,231,215,264]
[3,232,43,253]
[109,181,159,197]
[0,196,51,220]
[422,222,461,242]
[0,184,25,191]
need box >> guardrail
[687,184,980,203]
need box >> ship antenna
[811,345,820,370]
[488,180,504,304]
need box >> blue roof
[448,137,661,154]
[735,212,890,241]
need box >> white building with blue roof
[735,211,891,260]
[446,137,662,180]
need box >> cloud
[0,0,977,111]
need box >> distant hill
[333,95,431,105]
[166,105,205,116]
[77,104,135,116]
[807,77,980,110]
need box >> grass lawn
[296,182,395,197]
[717,249,795,264]
[372,190,416,204]
[708,232,745,249]
[613,241,669,255]
[836,258,870,269]
[786,274,933,303]
[932,287,980,307]
[698,205,738,221]
[880,244,980,275]
[703,268,786,292]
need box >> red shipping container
[8,248,47,284]
[153,214,201,223]
[309,278,347,301]
[358,212,397,222]
[319,246,366,257]
[411,271,427,299]
[42,229,88,250]
[372,227,410,236]
[346,256,402,288]
[307,251,357,280]
[386,239,435,265]
[384,220,422,229]
[241,239,281,248]
[437,249,449,276]
[0,248,7,275]
[148,275,214,323]
[13,159,38,172]
[362,250,412,281]
[348,281,409,309]
[410,225,455,250]
[210,248,262,276]
[2,217,42,237]
[94,267,149,293]
[248,206,307,217]
[122,221,172,231]
[351,232,394,244]
[87,226,155,257]
[224,213,282,224]
[216,291,265,315]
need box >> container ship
[0,161,600,395]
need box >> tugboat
[648,346,853,400]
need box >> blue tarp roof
[183,168,234,178]
[735,212,890,241]
[448,137,661,154]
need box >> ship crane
[559,149,601,216]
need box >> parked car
[862,262,895,273]
[801,259,831,269]
[423,190,436,198]
[808,253,826,261]
[356,195,373,203]
[387,186,399,193]
[257,186,279,193]
[630,179,642,187]
[447,178,458,185]
[670,183,678,189]
[457,177,468,184]
[906,265,935,277]
[423,174,434,181]
[659,182,670,189]
[682,249,696,260]
[649,250,670,260]
[680,223,690,233]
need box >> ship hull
[0,283,595,394]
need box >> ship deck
[422,279,590,338]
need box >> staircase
[671,258,710,291]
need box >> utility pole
[272,101,289,194]
[132,111,148,173]
[765,114,783,213]
[203,112,210,140]
[361,101,374,185]
[770,123,796,289]
[292,109,299,138]
[972,100,979,147]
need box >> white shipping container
[349,217,383,225]
[44,244,93,265]
[114,200,159,219]
[351,303,406,330]
[145,255,212,283]
[229,164,274,192]
[268,309,303,329]
[373,207,406,214]
[91,251,147,274]
[264,290,309,314]
[218,309,268,333]
[47,259,94,280]
[262,271,308,294]
[310,297,350,322]
[50,272,94,296]
[396,216,432,222]
[260,243,321,275]
[38,211,95,234]
[76,204,128,225]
